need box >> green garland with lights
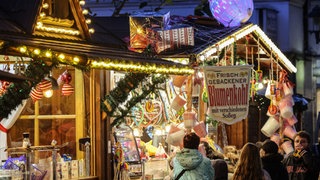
[0,59,57,119]
[0,41,91,119]
[101,73,168,127]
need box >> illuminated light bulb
[36,21,43,27]
[89,28,95,34]
[33,49,41,55]
[165,124,171,133]
[181,59,188,65]
[82,9,89,15]
[85,19,91,24]
[79,0,85,6]
[40,12,46,18]
[73,57,80,63]
[45,51,52,58]
[199,55,205,61]
[137,28,143,34]
[58,54,65,60]
[19,46,27,53]
[256,82,264,90]
[133,128,141,137]
[43,89,53,98]
[42,3,49,9]
[263,78,269,84]
[155,129,163,136]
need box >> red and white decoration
[62,83,74,96]
[30,87,43,102]
[0,100,27,161]
[29,70,74,101]
[38,79,52,92]
[59,70,74,96]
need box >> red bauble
[61,70,72,84]
[62,83,74,96]
[30,87,43,102]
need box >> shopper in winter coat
[282,130,320,180]
[232,142,271,180]
[260,140,289,180]
[172,132,215,180]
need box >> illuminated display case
[114,124,142,178]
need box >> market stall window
[7,67,77,159]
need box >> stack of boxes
[129,11,194,54]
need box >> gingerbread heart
[143,100,163,125]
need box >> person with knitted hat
[260,140,289,180]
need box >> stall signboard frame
[203,65,252,125]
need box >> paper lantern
[62,83,74,96]
[30,87,43,102]
[209,0,254,27]
[38,79,52,91]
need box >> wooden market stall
[86,13,299,178]
[157,16,298,148]
[0,0,300,179]
[0,0,192,179]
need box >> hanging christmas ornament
[30,87,43,102]
[0,80,11,95]
[38,79,52,92]
[62,83,74,96]
[209,0,254,27]
[61,70,72,84]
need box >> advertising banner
[203,65,252,125]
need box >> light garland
[11,44,89,70]
[4,42,192,75]
[35,25,81,36]
[90,59,194,75]
[198,24,297,73]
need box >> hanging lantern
[30,87,43,102]
[209,0,254,27]
[38,79,52,91]
[62,83,74,96]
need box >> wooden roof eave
[0,34,193,74]
[69,0,91,40]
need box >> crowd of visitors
[165,130,319,180]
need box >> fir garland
[101,73,168,127]
[101,73,149,116]
[0,59,58,119]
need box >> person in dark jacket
[282,130,320,180]
[260,140,289,180]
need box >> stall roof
[0,0,296,75]
[84,15,297,74]
[160,16,296,73]
[0,0,192,75]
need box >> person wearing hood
[260,140,289,180]
[172,132,215,180]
